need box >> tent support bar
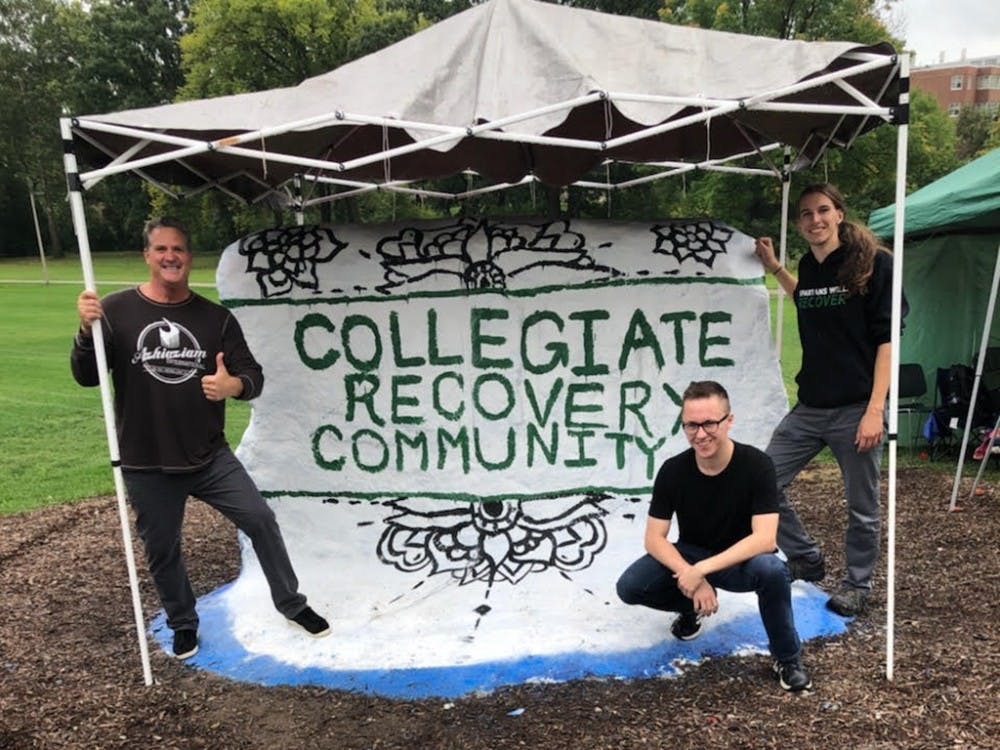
[968,409,1000,499]
[73,52,895,189]
[775,149,791,354]
[949,242,1000,512]
[886,54,910,681]
[60,118,153,687]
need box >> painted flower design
[652,221,733,269]
[238,226,347,297]
[375,218,621,293]
[376,495,608,587]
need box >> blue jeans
[766,402,882,590]
[124,447,307,632]
[616,542,802,663]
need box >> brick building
[911,54,1000,117]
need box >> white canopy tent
[60,0,910,685]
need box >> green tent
[869,147,1000,430]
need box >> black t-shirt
[794,247,897,408]
[648,442,778,553]
[70,288,263,472]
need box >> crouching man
[616,380,811,691]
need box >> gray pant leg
[766,405,825,563]
[825,404,882,590]
[123,471,199,632]
[191,449,307,618]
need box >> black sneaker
[670,611,702,641]
[773,659,812,692]
[289,606,331,637]
[826,586,869,616]
[786,554,825,582]
[172,629,198,660]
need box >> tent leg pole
[969,411,1000,499]
[294,174,305,226]
[774,148,791,357]
[885,54,910,682]
[949,243,1000,512]
[61,117,154,687]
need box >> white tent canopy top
[69,0,900,206]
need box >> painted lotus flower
[652,221,733,269]
[239,226,347,297]
[375,218,621,293]
[376,495,609,587]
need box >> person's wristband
[770,264,784,275]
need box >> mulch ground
[1,463,998,750]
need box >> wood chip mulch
[1,463,998,750]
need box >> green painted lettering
[618,310,665,371]
[391,374,423,425]
[294,313,340,370]
[344,373,385,426]
[565,382,606,429]
[471,307,513,369]
[699,311,735,367]
[390,311,426,368]
[569,309,611,376]
[341,314,382,371]
[521,310,567,374]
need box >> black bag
[941,364,974,411]
[937,364,993,428]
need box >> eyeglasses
[681,413,730,436]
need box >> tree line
[0,0,994,260]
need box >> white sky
[888,0,1000,67]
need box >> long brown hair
[799,183,889,296]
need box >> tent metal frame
[60,29,909,686]
[70,52,895,201]
[950,245,1000,510]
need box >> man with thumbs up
[71,217,329,661]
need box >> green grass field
[0,253,249,513]
[0,253,803,515]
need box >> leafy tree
[657,0,898,45]
[954,105,996,162]
[62,0,188,252]
[0,0,73,255]
[0,0,188,255]
[178,0,357,98]
[981,115,1000,156]
[62,0,187,115]
[563,0,664,20]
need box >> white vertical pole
[60,117,153,686]
[774,148,791,358]
[949,245,1000,511]
[294,174,305,226]
[968,409,1000,499]
[885,54,910,681]
[27,180,50,284]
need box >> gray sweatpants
[766,402,883,591]
[123,448,307,632]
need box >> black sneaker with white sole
[670,611,702,641]
[289,606,331,637]
[172,629,199,659]
[773,659,812,692]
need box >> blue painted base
[151,584,848,698]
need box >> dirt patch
[2,464,998,749]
